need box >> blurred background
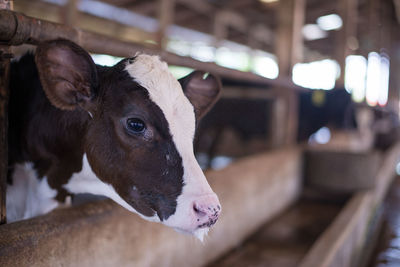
[4,0,400,266]
[12,0,397,101]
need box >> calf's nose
[193,194,221,228]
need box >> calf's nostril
[193,203,207,217]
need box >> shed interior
[1,0,400,266]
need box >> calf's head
[35,39,221,239]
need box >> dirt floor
[207,197,343,267]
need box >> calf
[7,39,221,240]
[297,88,357,141]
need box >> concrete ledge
[0,147,302,267]
[304,149,381,193]
[299,143,400,267]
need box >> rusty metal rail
[0,9,301,89]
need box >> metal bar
[0,0,11,225]
[0,9,302,90]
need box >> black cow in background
[297,88,357,141]
[195,88,357,168]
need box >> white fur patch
[64,154,160,222]
[6,163,59,223]
[194,228,209,242]
[125,55,217,237]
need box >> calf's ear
[179,71,222,119]
[35,39,98,111]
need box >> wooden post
[275,0,305,145]
[336,0,358,88]
[367,0,380,53]
[213,10,247,47]
[268,97,287,148]
[384,3,399,113]
[62,0,79,27]
[0,0,11,225]
[389,36,400,114]
[276,0,305,77]
[157,0,175,50]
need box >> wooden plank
[0,148,302,266]
[385,3,399,112]
[285,90,299,145]
[177,0,213,15]
[388,38,400,113]
[367,0,380,52]
[275,0,305,77]
[269,97,286,148]
[275,0,304,145]
[213,10,247,43]
[0,9,301,90]
[299,143,400,267]
[157,0,175,49]
[61,0,79,27]
[305,149,380,193]
[221,87,277,100]
[336,0,358,87]
[14,0,155,46]
[0,0,11,225]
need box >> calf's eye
[126,118,146,133]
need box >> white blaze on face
[125,55,216,238]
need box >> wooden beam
[0,148,302,266]
[336,0,358,88]
[173,0,221,25]
[213,10,247,45]
[177,0,213,15]
[226,0,255,9]
[101,0,141,7]
[393,0,400,24]
[248,24,274,48]
[61,0,79,27]
[0,10,302,90]
[275,0,306,77]
[305,1,338,23]
[284,90,299,145]
[384,3,399,112]
[0,0,11,225]
[14,0,155,44]
[127,1,155,15]
[221,87,277,100]
[269,97,287,148]
[389,38,400,113]
[157,0,175,50]
[367,0,380,52]
[275,0,305,145]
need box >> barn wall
[0,147,302,267]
